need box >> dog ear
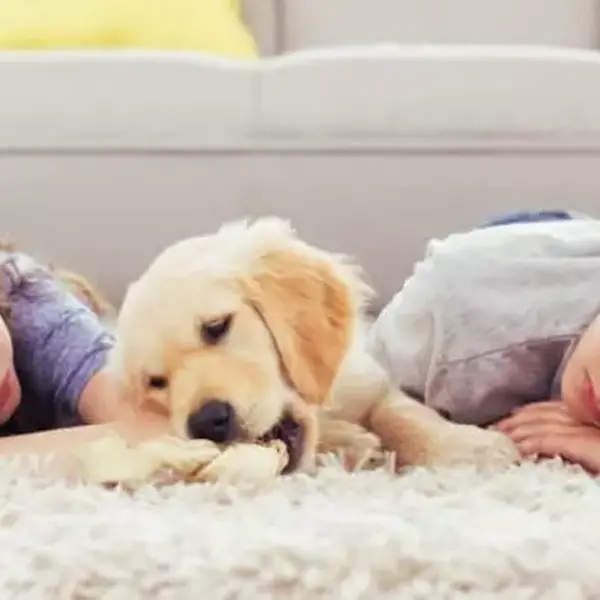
[242,245,362,404]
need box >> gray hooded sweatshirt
[366,218,600,426]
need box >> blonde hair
[0,240,113,324]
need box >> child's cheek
[0,368,21,424]
[0,318,20,423]
[561,368,584,421]
[561,328,600,425]
[0,317,11,364]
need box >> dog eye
[201,314,233,345]
[147,375,168,390]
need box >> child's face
[0,317,20,424]
[562,314,600,425]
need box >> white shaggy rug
[1,457,600,600]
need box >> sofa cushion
[259,45,600,143]
[0,51,256,150]
[3,46,600,150]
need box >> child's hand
[495,400,600,473]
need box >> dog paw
[318,420,381,455]
[317,419,383,470]
[425,424,519,469]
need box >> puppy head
[111,218,372,471]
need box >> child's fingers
[509,400,567,416]
[496,409,576,434]
[516,433,600,474]
[493,401,566,431]
[502,422,577,444]
[515,433,571,458]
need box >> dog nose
[187,400,236,443]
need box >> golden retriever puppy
[110,218,518,473]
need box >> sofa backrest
[243,0,600,55]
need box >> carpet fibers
[1,456,599,599]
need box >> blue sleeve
[480,209,581,228]
[4,255,115,432]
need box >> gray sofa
[1,0,600,311]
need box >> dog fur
[110,218,519,472]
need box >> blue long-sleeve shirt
[0,253,114,434]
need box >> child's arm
[0,422,157,457]
[0,418,171,479]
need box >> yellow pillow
[0,0,258,59]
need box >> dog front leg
[368,387,519,468]
[331,349,518,469]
